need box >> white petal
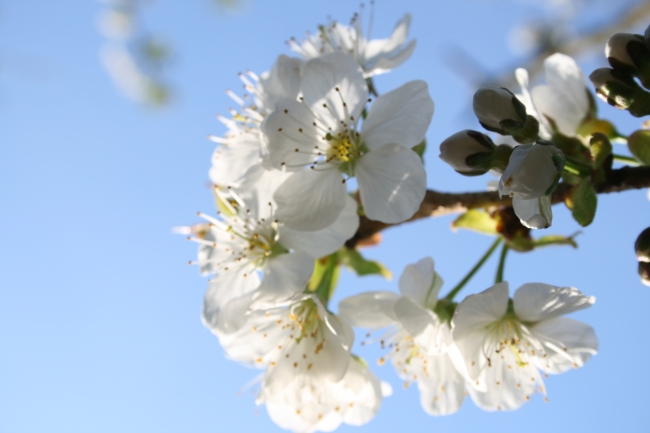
[467,349,541,411]
[513,195,552,229]
[515,68,552,139]
[364,14,411,59]
[398,257,442,309]
[393,296,445,354]
[252,253,315,308]
[279,195,359,258]
[448,329,489,386]
[369,40,416,76]
[531,317,598,374]
[417,353,466,416]
[301,52,368,130]
[274,168,347,231]
[533,53,589,136]
[264,324,351,396]
[258,54,304,110]
[230,165,291,220]
[361,80,433,150]
[513,283,595,322]
[202,271,261,334]
[356,143,426,224]
[452,282,509,342]
[217,306,287,366]
[341,360,383,426]
[338,291,399,329]
[262,98,324,171]
[209,130,261,186]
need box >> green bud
[638,261,650,286]
[589,67,650,117]
[635,227,650,262]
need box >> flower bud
[606,33,650,75]
[472,86,539,144]
[590,67,650,117]
[439,130,495,175]
[635,227,650,262]
[638,261,650,286]
[498,140,565,200]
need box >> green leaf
[412,139,426,160]
[338,248,391,279]
[307,253,340,304]
[533,234,579,249]
[628,130,650,165]
[566,178,598,227]
[452,209,498,235]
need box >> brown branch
[347,165,650,247]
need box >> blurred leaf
[534,234,579,249]
[307,254,340,303]
[628,130,650,165]
[339,248,392,279]
[452,209,498,235]
[566,178,598,227]
[214,188,236,217]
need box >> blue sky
[1,1,649,432]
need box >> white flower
[262,52,432,231]
[261,357,383,433]
[339,257,466,416]
[289,12,416,78]
[498,140,564,229]
[209,54,304,187]
[515,53,590,138]
[215,296,381,432]
[195,185,359,332]
[451,281,598,411]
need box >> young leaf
[628,130,650,165]
[566,178,598,227]
[338,248,392,279]
[452,209,498,235]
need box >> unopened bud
[607,34,649,72]
[590,67,650,117]
[473,86,539,144]
[498,140,565,200]
[635,227,650,262]
[439,130,495,175]
[638,261,650,286]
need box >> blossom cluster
[440,53,595,229]
[183,10,600,433]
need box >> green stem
[563,156,593,176]
[613,153,642,165]
[444,237,502,301]
[495,243,510,284]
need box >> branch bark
[347,165,650,247]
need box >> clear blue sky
[1,1,649,432]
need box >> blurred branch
[448,0,650,90]
[346,165,650,247]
